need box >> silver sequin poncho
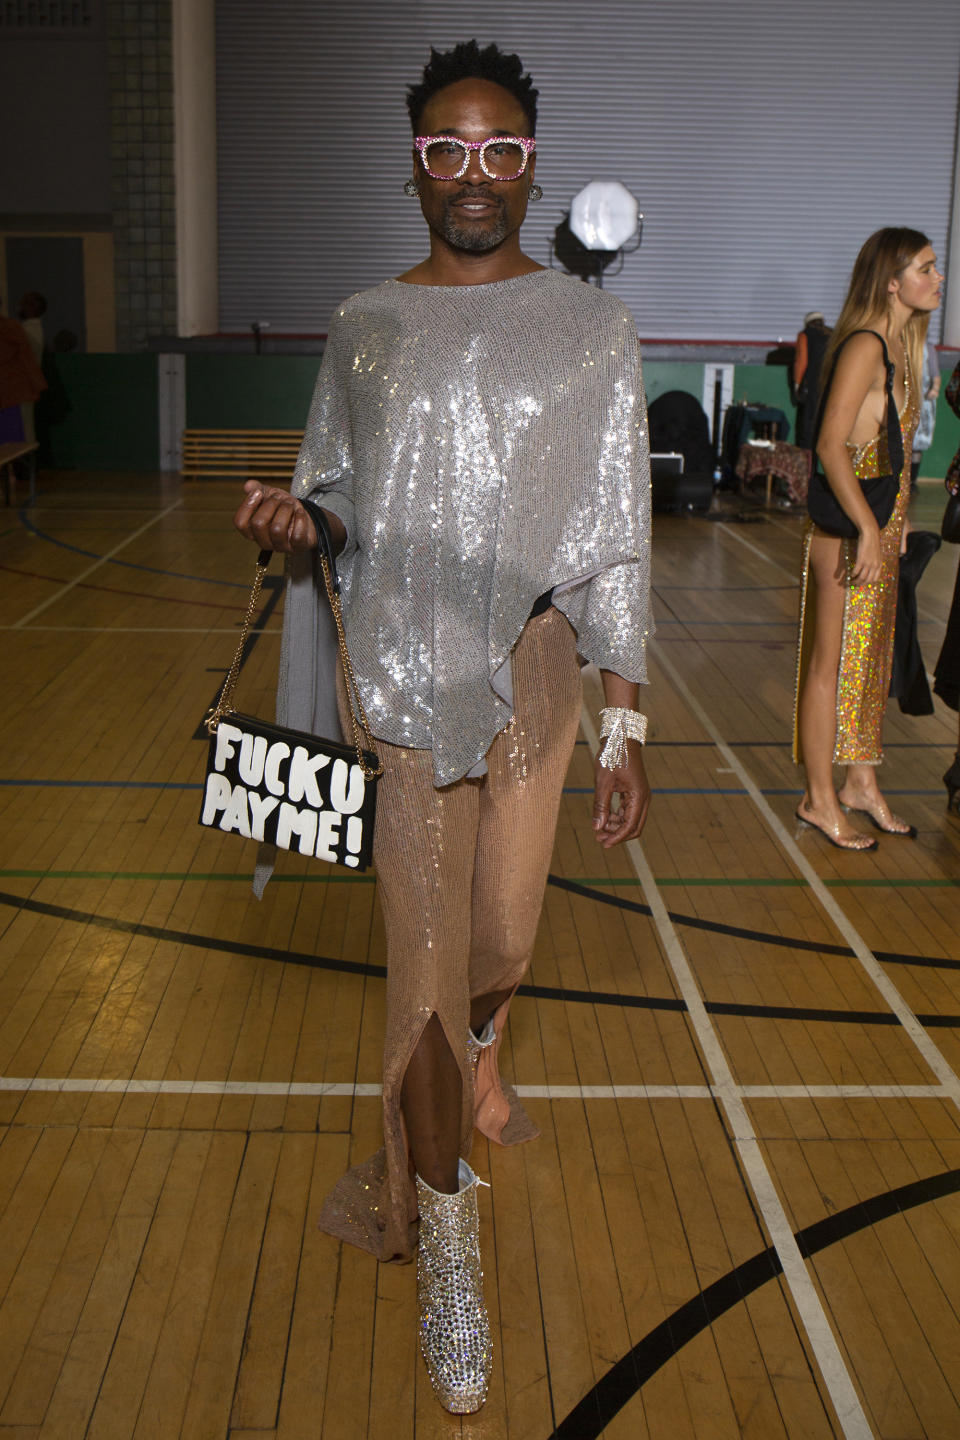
[278,268,652,787]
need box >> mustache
[446,188,503,206]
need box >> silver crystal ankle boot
[415,1158,492,1413]
[466,1018,496,1087]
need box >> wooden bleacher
[180,429,304,481]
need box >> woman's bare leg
[797,533,875,847]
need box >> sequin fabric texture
[415,1165,491,1413]
[794,355,918,764]
[285,269,651,786]
[318,609,581,1263]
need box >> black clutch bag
[942,490,960,544]
[806,329,904,540]
[199,504,381,870]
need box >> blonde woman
[794,228,942,848]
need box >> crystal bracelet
[598,707,648,770]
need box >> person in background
[233,39,652,1415]
[793,228,942,848]
[17,292,47,445]
[0,295,46,444]
[934,357,960,813]
[792,309,832,450]
[910,335,941,490]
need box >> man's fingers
[595,780,651,848]
[289,507,318,549]
[233,484,266,537]
[593,769,612,832]
[247,495,299,550]
[236,488,320,554]
[598,789,638,847]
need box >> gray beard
[440,205,509,253]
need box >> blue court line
[566,786,944,797]
[17,512,251,589]
[655,620,796,627]
[654,618,945,628]
[564,786,752,795]
[0,778,203,790]
[0,778,947,798]
[654,584,799,592]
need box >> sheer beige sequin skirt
[792,476,909,766]
[320,606,583,1261]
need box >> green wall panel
[731,360,960,478]
[919,367,959,480]
[38,354,158,470]
[186,356,322,429]
[32,351,958,480]
[643,361,703,406]
[186,357,711,427]
[732,365,795,442]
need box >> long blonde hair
[824,227,931,391]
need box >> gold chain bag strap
[199,507,382,870]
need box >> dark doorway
[5,235,87,353]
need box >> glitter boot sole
[415,1159,492,1413]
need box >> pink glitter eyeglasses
[415,134,536,182]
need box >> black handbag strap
[812,327,904,481]
[205,500,383,781]
[300,497,341,595]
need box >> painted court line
[12,501,183,628]
[652,641,960,1113]
[580,703,875,1440]
[0,1077,949,1101]
[716,521,796,573]
[2,867,957,892]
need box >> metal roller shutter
[215,0,959,340]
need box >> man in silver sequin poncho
[234,39,653,1416]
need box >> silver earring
[403,178,420,198]
[529,183,543,202]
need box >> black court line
[653,584,800,592]
[548,874,960,972]
[1,890,958,1031]
[548,1165,960,1439]
[18,512,254,589]
[191,575,284,740]
[639,740,949,750]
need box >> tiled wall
[107,0,176,351]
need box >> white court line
[12,502,183,628]
[651,643,960,1111]
[580,705,876,1439]
[0,1077,950,1101]
[750,511,946,627]
[737,1084,947,1099]
[716,519,798,576]
[0,1077,381,1097]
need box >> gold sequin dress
[793,356,918,765]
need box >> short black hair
[406,40,538,135]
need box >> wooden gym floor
[1,471,959,1440]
